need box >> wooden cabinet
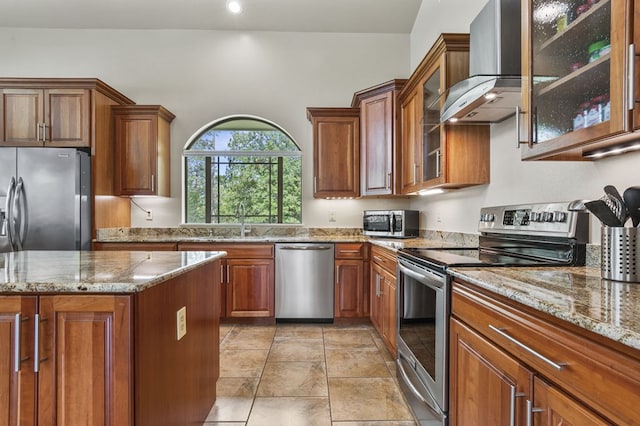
[352,80,406,196]
[369,245,397,355]
[0,261,220,426]
[0,294,132,426]
[0,87,90,147]
[450,279,640,425]
[113,105,175,197]
[306,107,360,198]
[398,33,490,194]
[334,243,369,318]
[178,243,275,319]
[520,0,637,160]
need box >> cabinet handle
[13,313,21,372]
[628,43,635,110]
[314,176,317,193]
[226,265,230,284]
[36,123,41,142]
[515,106,531,148]
[387,172,392,189]
[375,274,380,296]
[151,174,155,192]
[532,106,538,144]
[42,123,47,142]
[526,399,545,426]
[435,150,441,178]
[34,314,48,373]
[413,164,418,184]
[489,325,565,370]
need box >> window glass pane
[183,116,301,225]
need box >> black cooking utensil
[584,199,623,227]
[604,185,628,225]
[623,186,640,227]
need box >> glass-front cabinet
[521,0,633,160]
[423,69,442,183]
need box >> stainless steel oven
[395,202,589,426]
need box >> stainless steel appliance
[275,243,335,321]
[396,202,589,425]
[0,147,91,253]
[363,210,419,238]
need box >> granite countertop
[0,250,226,294]
[448,266,640,351]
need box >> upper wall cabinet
[520,0,637,160]
[398,34,490,194]
[113,105,175,197]
[307,107,360,199]
[352,80,406,197]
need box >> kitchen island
[0,250,225,426]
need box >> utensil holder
[601,227,640,282]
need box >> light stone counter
[448,266,640,351]
[0,250,226,293]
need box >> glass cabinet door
[529,0,626,146]
[423,69,442,183]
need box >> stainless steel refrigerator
[0,147,91,253]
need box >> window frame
[181,115,302,225]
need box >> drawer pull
[489,324,566,371]
[526,399,545,426]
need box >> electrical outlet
[328,211,336,222]
[145,209,153,221]
[176,306,187,340]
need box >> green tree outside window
[183,116,302,224]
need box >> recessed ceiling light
[226,0,242,14]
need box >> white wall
[407,0,640,243]
[0,27,412,227]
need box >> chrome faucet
[237,202,247,238]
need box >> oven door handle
[398,263,445,289]
[397,355,443,414]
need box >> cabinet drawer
[452,280,640,425]
[335,243,367,259]
[370,245,396,274]
[178,243,274,259]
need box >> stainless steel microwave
[363,210,419,238]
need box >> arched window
[183,115,302,224]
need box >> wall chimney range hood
[440,0,521,124]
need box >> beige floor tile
[325,348,390,378]
[328,377,413,422]
[268,338,325,362]
[323,329,377,349]
[205,377,259,422]
[222,325,276,350]
[219,324,234,342]
[247,397,331,426]
[220,349,269,377]
[275,324,324,339]
[257,361,328,397]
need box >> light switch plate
[176,306,187,340]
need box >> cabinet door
[370,262,384,331]
[0,296,37,426]
[226,259,274,317]
[399,87,422,194]
[0,89,43,146]
[531,376,611,426]
[422,67,443,185]
[361,91,394,196]
[114,114,158,196]
[522,0,629,160]
[449,318,532,426]
[335,259,365,318]
[380,266,396,354]
[44,89,90,147]
[37,295,132,426]
[310,112,360,198]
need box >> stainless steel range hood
[440,0,521,123]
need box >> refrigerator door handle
[13,177,27,251]
[6,177,17,250]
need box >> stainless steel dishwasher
[275,243,334,321]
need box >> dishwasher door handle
[278,245,333,250]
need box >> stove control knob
[530,212,540,222]
[543,212,553,222]
[554,211,567,222]
[480,213,495,222]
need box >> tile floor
[204,323,417,426]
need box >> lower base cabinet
[450,279,640,425]
[369,245,396,355]
[334,243,368,318]
[0,261,220,425]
